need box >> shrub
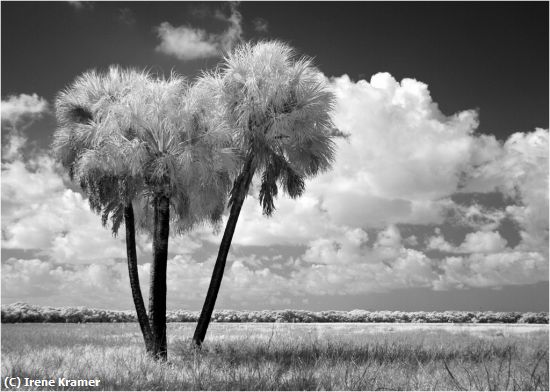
[1,303,547,324]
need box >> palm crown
[217,40,336,215]
[53,66,235,234]
[121,72,235,233]
[53,67,151,233]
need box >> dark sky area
[1,2,548,148]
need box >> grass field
[2,322,548,390]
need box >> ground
[2,322,548,390]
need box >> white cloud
[427,233,456,253]
[215,3,242,52]
[68,1,82,9]
[1,137,125,264]
[1,93,48,125]
[459,231,508,253]
[1,93,49,161]
[2,132,27,161]
[2,258,139,309]
[428,230,508,254]
[284,225,437,296]
[325,73,497,203]
[458,128,548,258]
[156,23,219,60]
[67,1,93,11]
[1,225,545,309]
[1,72,547,308]
[205,192,340,247]
[253,17,269,33]
[156,3,242,61]
[118,8,136,26]
[434,251,548,290]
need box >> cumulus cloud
[428,230,508,254]
[434,251,548,290]
[324,73,497,209]
[3,233,547,309]
[1,254,285,309]
[1,93,48,125]
[2,131,27,161]
[2,258,141,309]
[67,1,93,11]
[253,17,269,33]
[1,153,126,264]
[156,23,219,60]
[456,231,508,253]
[118,8,136,26]
[196,192,340,247]
[2,93,49,161]
[1,72,547,308]
[156,3,242,61]
[466,129,549,253]
[288,225,435,295]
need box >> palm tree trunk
[193,155,256,347]
[124,203,154,355]
[148,195,170,360]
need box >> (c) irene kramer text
[18,377,101,387]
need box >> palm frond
[259,161,279,216]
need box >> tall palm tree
[53,67,155,354]
[193,41,336,346]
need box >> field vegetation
[2,303,548,324]
[2,322,548,390]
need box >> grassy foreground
[2,323,548,390]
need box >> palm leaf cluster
[219,40,336,215]
[54,68,143,233]
[53,66,234,235]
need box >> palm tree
[53,67,234,360]
[53,67,155,354]
[110,71,235,360]
[192,41,336,346]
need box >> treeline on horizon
[1,303,548,324]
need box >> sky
[1,1,548,312]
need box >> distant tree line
[2,303,547,324]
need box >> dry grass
[2,323,548,390]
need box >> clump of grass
[2,323,548,390]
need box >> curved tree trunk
[193,155,256,347]
[124,203,154,355]
[148,195,170,360]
